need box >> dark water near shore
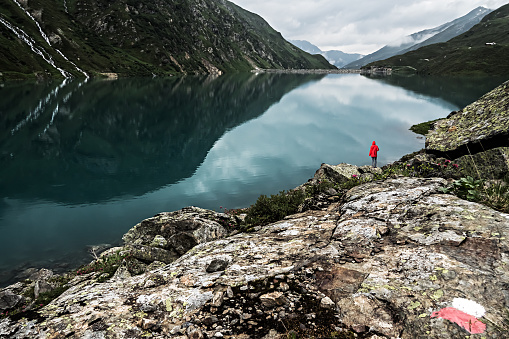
[0,73,505,286]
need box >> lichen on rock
[1,174,509,338]
[426,80,509,158]
[122,206,237,263]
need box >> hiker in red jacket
[369,141,379,168]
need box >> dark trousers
[371,157,377,168]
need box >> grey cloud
[230,0,508,54]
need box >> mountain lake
[0,72,506,286]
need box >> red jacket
[369,141,379,157]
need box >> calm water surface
[0,73,505,286]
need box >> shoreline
[252,68,361,74]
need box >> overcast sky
[229,0,508,55]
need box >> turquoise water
[0,73,505,286]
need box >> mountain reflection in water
[1,73,324,204]
[0,73,504,286]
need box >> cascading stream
[10,0,88,78]
[56,49,89,79]
[12,0,51,47]
[0,16,69,78]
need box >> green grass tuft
[410,119,441,136]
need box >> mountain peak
[343,6,492,69]
[363,3,509,76]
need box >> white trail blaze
[452,298,486,318]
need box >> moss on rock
[426,80,509,156]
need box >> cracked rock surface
[426,80,509,156]
[1,176,508,338]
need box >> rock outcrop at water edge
[1,174,509,338]
[425,80,509,163]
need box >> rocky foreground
[1,174,508,338]
[1,80,509,338]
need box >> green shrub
[440,176,483,201]
[440,174,509,213]
[410,119,441,135]
[33,284,71,308]
[244,189,305,226]
[340,175,370,189]
[76,251,129,277]
[379,160,461,180]
[304,179,342,197]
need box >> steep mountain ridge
[344,6,492,69]
[0,0,334,79]
[401,6,491,53]
[365,3,509,75]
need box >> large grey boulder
[0,290,23,312]
[426,80,509,159]
[122,206,237,263]
[423,80,509,179]
[313,163,360,184]
[312,163,382,184]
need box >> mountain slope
[365,3,509,76]
[289,39,363,68]
[289,40,322,54]
[401,7,492,53]
[344,6,491,69]
[0,0,334,79]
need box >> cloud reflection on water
[0,73,468,285]
[163,74,452,209]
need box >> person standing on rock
[369,141,379,168]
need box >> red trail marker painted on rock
[431,307,486,334]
